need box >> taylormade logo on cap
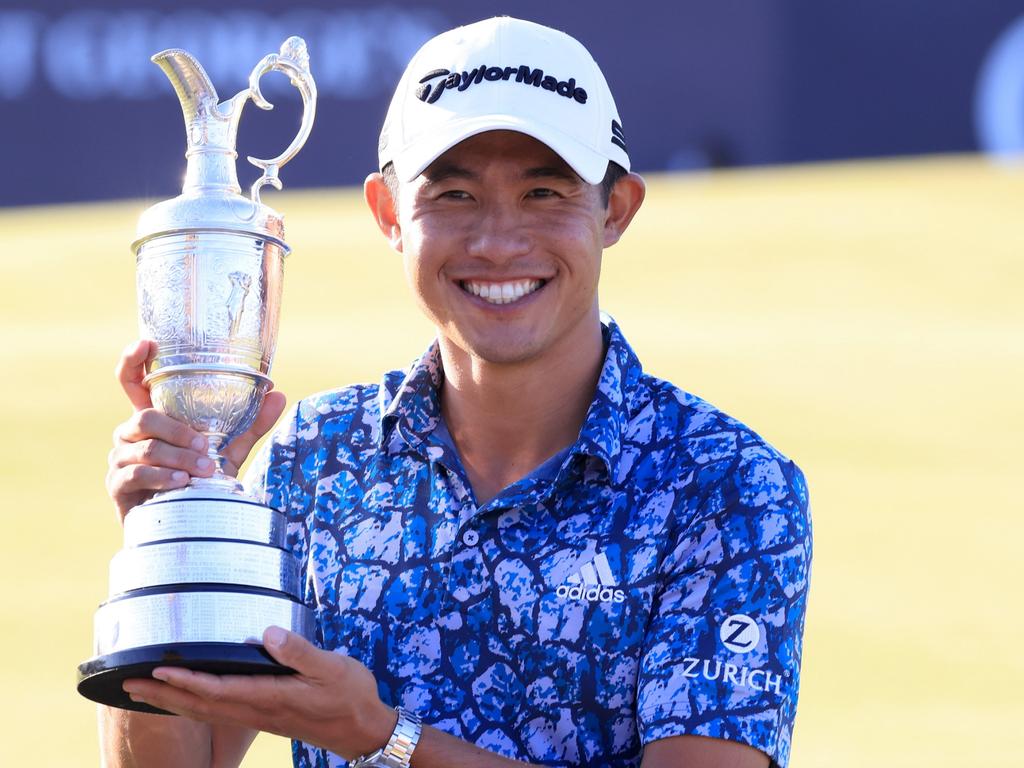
[378,16,630,185]
[416,65,588,105]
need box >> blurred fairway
[1,156,1021,765]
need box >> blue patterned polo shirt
[245,318,811,767]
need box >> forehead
[421,130,577,177]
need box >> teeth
[462,279,543,304]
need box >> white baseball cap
[378,16,630,185]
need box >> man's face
[384,130,614,367]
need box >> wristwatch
[349,707,422,768]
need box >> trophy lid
[133,37,316,252]
[135,188,288,249]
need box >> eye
[439,189,473,201]
[527,187,559,199]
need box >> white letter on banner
[0,11,42,99]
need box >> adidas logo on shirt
[555,551,626,603]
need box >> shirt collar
[378,340,444,458]
[378,315,644,484]
[570,314,644,482]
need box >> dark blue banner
[2,1,1022,205]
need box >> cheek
[402,251,429,299]
[539,214,604,270]
[541,200,602,237]
[398,224,429,283]
[401,239,449,321]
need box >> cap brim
[390,114,611,185]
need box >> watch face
[350,750,386,768]
[362,752,406,768]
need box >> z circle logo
[719,614,761,654]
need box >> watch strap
[350,707,422,768]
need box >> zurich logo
[719,613,761,654]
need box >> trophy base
[77,642,295,715]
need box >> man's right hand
[105,340,288,522]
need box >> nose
[465,201,532,263]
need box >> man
[104,16,810,768]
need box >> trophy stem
[206,434,229,471]
[190,475,245,493]
[194,434,244,493]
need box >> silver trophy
[78,38,317,713]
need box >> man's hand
[105,340,287,521]
[121,627,397,761]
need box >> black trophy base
[77,642,296,715]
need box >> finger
[223,390,287,472]
[147,666,302,712]
[115,409,208,453]
[116,340,157,412]
[261,626,327,679]
[122,678,252,726]
[150,667,235,699]
[107,464,192,497]
[111,438,214,477]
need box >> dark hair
[381,162,400,207]
[380,159,627,208]
[599,161,627,207]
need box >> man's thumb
[263,625,316,670]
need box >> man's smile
[458,278,548,305]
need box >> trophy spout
[152,49,247,195]
[151,39,317,202]
[151,49,220,131]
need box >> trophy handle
[244,36,318,204]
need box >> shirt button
[462,529,479,546]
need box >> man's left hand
[121,627,397,761]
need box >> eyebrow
[523,166,582,184]
[421,163,476,185]
[421,163,582,188]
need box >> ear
[364,172,403,253]
[602,172,646,248]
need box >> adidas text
[556,584,626,603]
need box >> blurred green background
[1,157,1021,764]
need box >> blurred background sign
[6,0,1024,205]
[2,0,1024,205]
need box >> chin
[465,344,539,366]
[456,332,547,366]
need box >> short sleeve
[637,444,811,767]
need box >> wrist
[349,707,422,768]
[343,701,397,760]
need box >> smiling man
[104,16,811,768]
